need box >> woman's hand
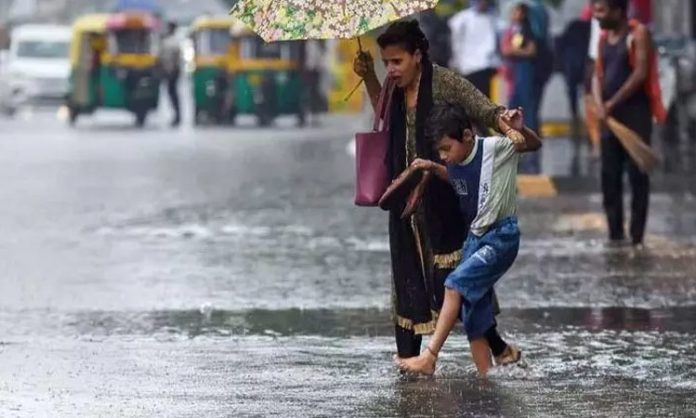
[499,107,542,152]
[410,158,434,172]
[501,107,524,131]
[353,50,376,79]
[498,107,526,145]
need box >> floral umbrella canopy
[229,0,439,42]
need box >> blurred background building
[653,0,694,37]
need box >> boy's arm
[411,158,449,182]
[426,161,449,181]
[512,126,542,153]
[605,26,650,113]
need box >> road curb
[520,174,695,197]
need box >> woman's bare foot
[394,348,437,375]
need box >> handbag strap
[372,78,395,132]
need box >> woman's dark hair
[429,104,473,144]
[376,19,430,58]
[514,2,530,22]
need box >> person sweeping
[591,0,666,247]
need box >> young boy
[396,104,541,376]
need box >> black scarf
[387,59,433,175]
[385,59,467,325]
[387,60,466,254]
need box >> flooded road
[1,111,695,417]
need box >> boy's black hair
[428,104,474,145]
[593,0,629,13]
[377,20,430,59]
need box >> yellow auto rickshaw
[189,16,236,125]
[66,13,160,127]
[228,26,306,127]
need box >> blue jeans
[444,217,520,339]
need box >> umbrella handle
[344,79,364,102]
[347,37,367,101]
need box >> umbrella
[229,0,439,42]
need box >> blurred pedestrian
[527,0,552,119]
[302,39,327,127]
[160,21,181,127]
[556,19,592,130]
[501,3,539,173]
[592,0,665,247]
[353,20,519,365]
[419,9,452,68]
[527,0,550,44]
[448,0,501,134]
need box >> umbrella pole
[344,79,365,102]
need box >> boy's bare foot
[494,344,522,366]
[394,347,437,376]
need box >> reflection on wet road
[0,114,695,417]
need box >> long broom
[587,100,659,173]
[605,116,659,173]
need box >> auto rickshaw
[228,26,306,127]
[190,16,236,125]
[66,13,160,127]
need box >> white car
[0,24,71,115]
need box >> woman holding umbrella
[354,20,522,366]
[228,1,523,368]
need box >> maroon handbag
[354,80,394,206]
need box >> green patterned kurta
[405,65,501,163]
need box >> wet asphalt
[0,107,695,417]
